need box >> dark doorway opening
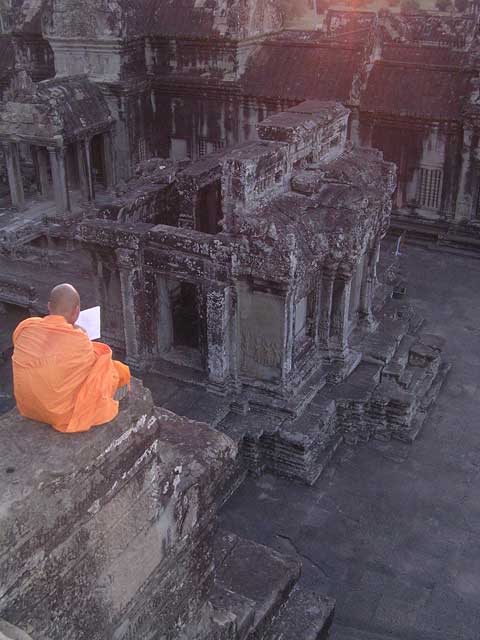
[171,282,200,350]
[196,180,223,235]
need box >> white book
[77,306,101,340]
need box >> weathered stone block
[0,378,237,640]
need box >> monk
[12,283,130,433]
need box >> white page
[77,306,101,340]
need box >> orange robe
[12,315,130,433]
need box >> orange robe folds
[12,315,131,433]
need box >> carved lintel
[115,248,138,271]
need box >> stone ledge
[0,378,237,640]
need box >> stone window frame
[137,137,147,164]
[413,165,444,211]
[197,137,225,158]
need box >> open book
[77,306,101,340]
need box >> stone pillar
[156,275,173,353]
[329,271,352,354]
[3,142,25,210]
[76,139,94,202]
[281,290,295,382]
[37,148,50,199]
[455,126,474,221]
[103,131,116,188]
[349,108,361,145]
[48,146,70,214]
[318,268,335,350]
[116,248,142,366]
[371,239,381,284]
[358,247,378,332]
[206,286,231,388]
[85,138,95,200]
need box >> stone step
[421,361,451,411]
[305,434,343,486]
[211,583,256,640]
[382,334,416,382]
[261,585,335,640]
[360,331,399,366]
[329,623,400,640]
[180,393,231,428]
[393,361,451,444]
[214,531,301,640]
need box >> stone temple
[0,1,461,638]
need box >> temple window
[414,166,443,210]
[137,137,147,163]
[198,138,225,158]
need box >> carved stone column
[371,238,381,284]
[206,286,231,388]
[358,246,378,332]
[84,138,95,200]
[48,146,71,214]
[455,125,474,221]
[103,130,116,188]
[155,275,173,354]
[318,266,336,350]
[77,139,93,202]
[329,268,353,354]
[3,142,25,210]
[116,248,143,366]
[281,289,295,383]
[37,148,50,199]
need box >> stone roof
[0,76,113,144]
[361,61,474,121]
[130,0,281,38]
[42,0,282,40]
[241,41,363,103]
[251,145,395,271]
[381,44,469,67]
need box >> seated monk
[12,283,130,433]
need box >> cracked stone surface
[219,243,480,640]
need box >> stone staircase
[210,530,335,640]
[213,298,450,486]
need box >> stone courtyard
[221,241,480,640]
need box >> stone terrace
[220,242,480,640]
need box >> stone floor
[220,244,480,639]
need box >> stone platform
[0,379,335,640]
[140,292,450,488]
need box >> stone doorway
[156,276,205,371]
[171,281,200,350]
[196,180,223,234]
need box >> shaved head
[48,283,81,324]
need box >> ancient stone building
[0,94,448,479]
[2,1,480,239]
[0,2,453,638]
